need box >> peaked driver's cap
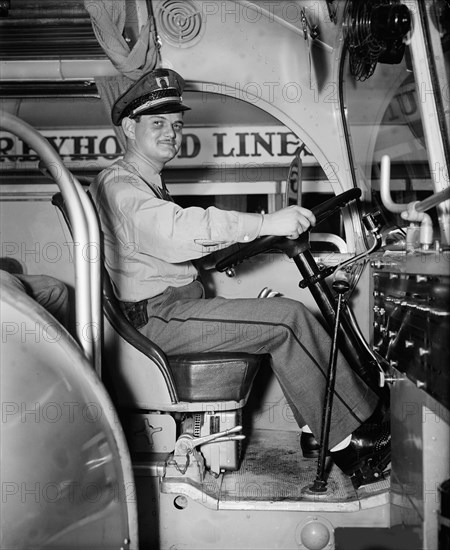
[112,68,191,126]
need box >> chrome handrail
[0,111,102,375]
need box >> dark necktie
[159,175,174,202]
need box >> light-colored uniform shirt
[90,160,264,302]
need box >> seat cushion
[168,353,265,402]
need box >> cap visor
[135,102,191,117]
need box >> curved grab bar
[381,154,450,214]
[380,155,406,213]
[0,111,102,374]
[380,154,450,250]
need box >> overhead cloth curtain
[83,0,160,149]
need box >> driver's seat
[52,191,265,474]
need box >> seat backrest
[52,190,263,413]
[51,191,179,403]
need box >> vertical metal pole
[309,279,349,492]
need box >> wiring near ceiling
[344,0,411,81]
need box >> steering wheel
[216,188,361,272]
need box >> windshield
[343,0,450,248]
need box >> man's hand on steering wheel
[261,205,316,240]
[215,189,362,273]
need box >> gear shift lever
[309,274,350,493]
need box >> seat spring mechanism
[193,413,202,437]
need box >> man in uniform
[90,67,390,484]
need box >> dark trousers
[139,280,378,449]
[1,270,69,328]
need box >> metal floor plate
[219,429,390,506]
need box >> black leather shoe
[300,432,331,458]
[331,422,391,488]
[300,432,320,458]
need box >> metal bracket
[300,10,319,40]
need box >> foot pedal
[350,450,391,489]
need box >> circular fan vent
[156,0,204,48]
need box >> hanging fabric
[83,0,161,147]
[84,0,159,79]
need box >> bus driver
[90,68,390,485]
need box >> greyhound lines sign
[0,126,316,171]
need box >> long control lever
[309,276,350,493]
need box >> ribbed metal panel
[1,0,88,18]
[0,0,105,59]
